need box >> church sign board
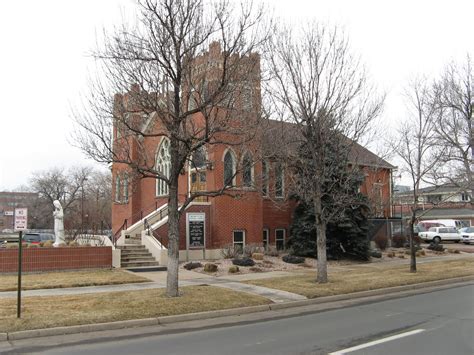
[187,213,205,249]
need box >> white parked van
[419,219,468,230]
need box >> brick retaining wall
[0,246,112,273]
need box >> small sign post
[14,208,27,318]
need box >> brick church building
[111,43,394,262]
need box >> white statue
[53,200,65,247]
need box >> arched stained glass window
[224,150,235,187]
[275,163,284,198]
[156,138,171,196]
[242,153,253,187]
[122,174,129,203]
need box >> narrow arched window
[156,138,171,196]
[275,163,284,198]
[262,160,269,196]
[224,150,235,187]
[122,174,129,203]
[242,153,253,187]
[115,175,121,202]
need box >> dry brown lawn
[0,286,271,332]
[246,258,474,298]
[0,269,149,292]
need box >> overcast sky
[0,0,473,190]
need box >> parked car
[418,227,461,243]
[23,233,55,244]
[459,227,474,244]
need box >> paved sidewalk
[0,276,306,303]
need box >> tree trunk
[313,195,328,283]
[166,182,180,297]
[409,210,417,273]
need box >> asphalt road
[4,284,474,355]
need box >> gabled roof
[262,119,395,169]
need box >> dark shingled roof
[396,183,471,197]
[416,208,474,219]
[262,119,395,169]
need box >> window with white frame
[224,150,236,187]
[233,230,245,252]
[242,153,253,187]
[263,229,269,250]
[275,163,284,198]
[275,229,285,250]
[156,138,171,196]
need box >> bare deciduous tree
[73,0,270,296]
[432,55,473,195]
[266,23,383,283]
[393,78,444,273]
[29,166,92,231]
[83,170,112,233]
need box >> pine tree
[288,140,371,261]
[288,199,370,261]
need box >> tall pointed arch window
[122,174,129,203]
[242,153,253,187]
[262,160,269,196]
[275,163,284,198]
[224,150,236,187]
[115,175,121,202]
[156,138,171,196]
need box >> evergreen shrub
[232,258,255,267]
[282,255,305,264]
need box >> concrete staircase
[118,235,166,272]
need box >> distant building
[394,185,410,193]
[393,183,473,225]
[0,191,38,232]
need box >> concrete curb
[157,304,272,324]
[7,318,160,341]
[4,276,474,341]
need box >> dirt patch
[180,256,377,277]
[182,256,314,276]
